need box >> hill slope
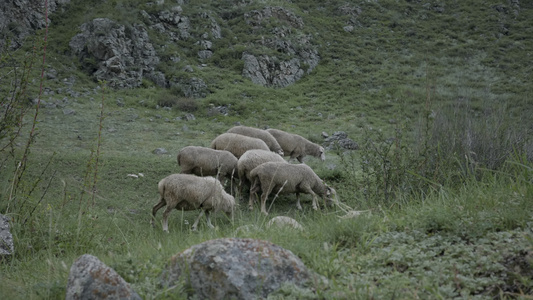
[1,0,532,299]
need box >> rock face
[69,18,161,89]
[0,0,70,49]
[0,214,14,259]
[241,6,320,88]
[160,238,325,299]
[65,254,141,300]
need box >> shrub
[339,93,531,207]
[428,99,530,172]
[156,92,198,112]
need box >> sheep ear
[326,186,334,196]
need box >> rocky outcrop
[160,238,326,299]
[69,18,161,89]
[0,214,14,259]
[152,7,191,41]
[242,7,320,88]
[65,254,141,300]
[0,0,70,49]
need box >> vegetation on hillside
[1,0,532,299]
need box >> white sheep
[151,174,236,232]
[266,128,326,163]
[236,149,288,209]
[177,146,238,186]
[249,162,336,215]
[210,133,270,158]
[227,125,284,156]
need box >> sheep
[236,149,288,208]
[266,128,326,163]
[177,146,238,187]
[210,133,270,159]
[227,125,284,156]
[151,174,236,232]
[249,162,336,215]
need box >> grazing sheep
[249,162,336,215]
[177,146,238,186]
[266,128,326,163]
[237,149,288,208]
[151,174,236,232]
[210,133,270,158]
[227,125,284,156]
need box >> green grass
[2,0,533,299]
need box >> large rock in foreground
[65,254,141,300]
[160,238,326,299]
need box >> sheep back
[158,174,235,213]
[210,133,270,158]
[266,128,325,162]
[238,149,288,182]
[227,126,284,156]
[177,146,238,180]
[249,162,327,197]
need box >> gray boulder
[69,18,161,89]
[324,131,359,150]
[65,254,141,300]
[160,238,326,299]
[241,7,320,88]
[0,214,14,259]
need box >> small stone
[153,148,168,155]
[267,216,304,231]
[63,108,76,115]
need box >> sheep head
[324,185,337,207]
[217,193,236,216]
[319,146,326,161]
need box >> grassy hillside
[1,0,532,299]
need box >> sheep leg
[248,191,259,211]
[151,198,166,227]
[191,209,214,230]
[191,210,204,231]
[205,210,214,229]
[161,203,177,233]
[238,178,245,203]
[301,186,319,210]
[249,178,260,211]
[296,193,303,210]
[311,193,319,210]
[260,183,274,216]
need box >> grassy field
[1,0,533,299]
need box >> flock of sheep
[151,125,337,232]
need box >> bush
[428,99,530,172]
[339,95,532,207]
[156,92,199,112]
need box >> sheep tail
[177,152,183,166]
